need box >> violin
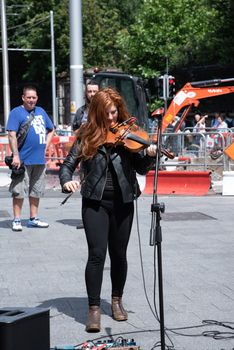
[105,118,174,159]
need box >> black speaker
[0,307,50,350]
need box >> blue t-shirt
[6,105,54,165]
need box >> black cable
[203,319,234,330]
[135,198,175,350]
[135,198,158,320]
[50,318,234,349]
[202,320,234,340]
[134,113,176,350]
[134,196,234,348]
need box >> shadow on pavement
[38,297,112,326]
[0,219,84,229]
[56,219,83,228]
[0,219,28,229]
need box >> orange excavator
[48,76,234,167]
[92,71,234,135]
[152,78,234,133]
[151,78,234,160]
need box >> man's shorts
[9,165,46,199]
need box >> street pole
[69,0,83,123]
[50,10,57,127]
[163,74,168,112]
[164,57,169,112]
[1,0,11,127]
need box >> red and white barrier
[143,170,211,196]
[46,135,75,169]
[0,136,11,166]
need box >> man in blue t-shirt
[6,85,55,231]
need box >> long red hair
[76,87,129,159]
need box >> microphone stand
[149,112,166,350]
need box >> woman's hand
[63,180,80,193]
[146,144,157,157]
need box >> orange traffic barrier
[0,135,75,169]
[46,135,75,170]
[0,137,11,166]
[144,170,211,196]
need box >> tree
[107,0,144,27]
[82,0,144,69]
[116,0,221,77]
[2,0,234,87]
[82,0,122,69]
[6,0,68,83]
[208,0,234,64]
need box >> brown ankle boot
[85,306,101,332]
[111,297,128,321]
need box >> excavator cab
[93,71,150,130]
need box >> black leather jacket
[59,141,154,203]
[72,105,87,131]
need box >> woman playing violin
[59,87,156,333]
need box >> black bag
[5,155,25,178]
[5,154,25,178]
[11,164,25,179]
[4,155,13,168]
[16,111,35,149]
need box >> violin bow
[60,192,73,205]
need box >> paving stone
[0,187,233,350]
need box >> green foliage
[149,98,164,112]
[116,0,221,77]
[3,0,234,86]
[106,0,144,26]
[6,0,58,82]
[208,0,234,64]
[82,0,122,69]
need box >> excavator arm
[152,78,234,133]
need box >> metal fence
[149,129,234,172]
[1,129,234,173]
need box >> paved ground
[0,172,234,350]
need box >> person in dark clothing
[59,87,156,333]
[72,79,99,131]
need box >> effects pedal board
[106,347,139,350]
[77,338,140,349]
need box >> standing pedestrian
[216,113,228,131]
[6,85,55,231]
[72,79,99,131]
[59,87,157,332]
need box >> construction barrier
[0,132,229,196]
[0,137,11,166]
[144,170,211,196]
[222,171,234,195]
[46,135,75,169]
[0,135,75,169]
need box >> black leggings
[82,195,134,306]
